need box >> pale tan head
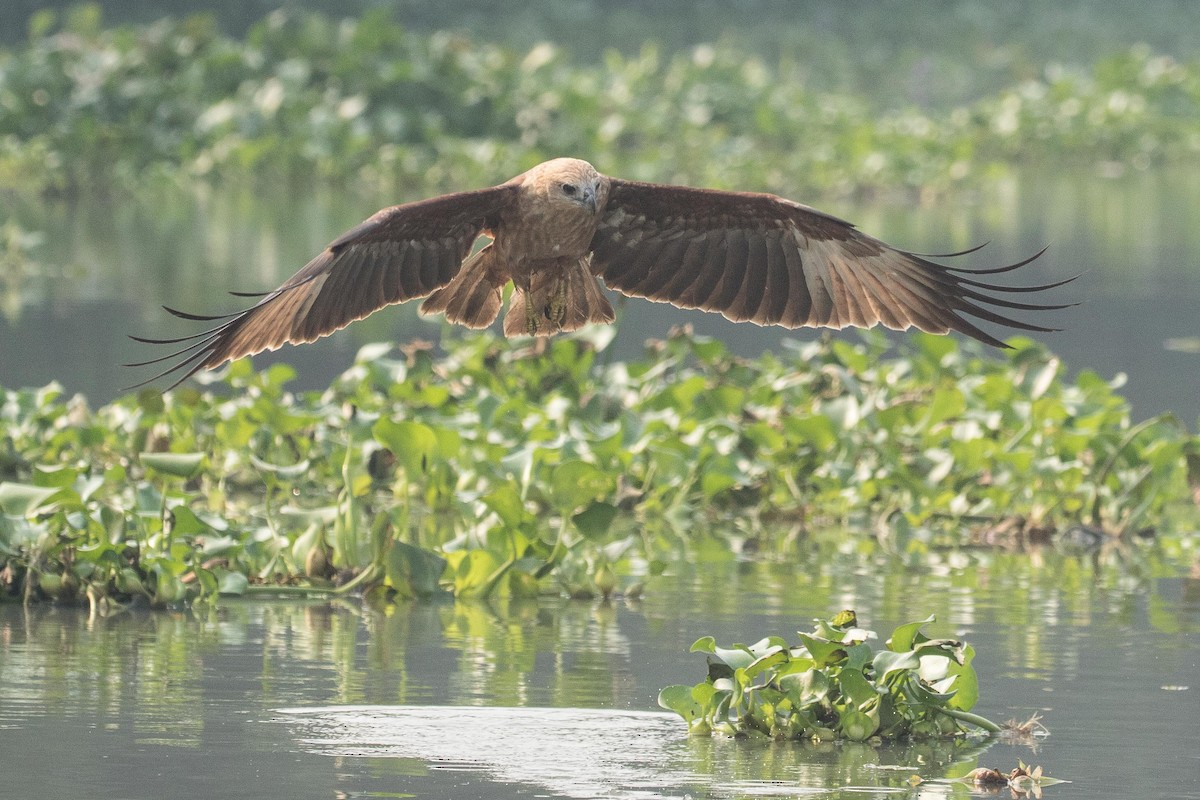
[522,157,606,214]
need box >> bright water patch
[281,706,696,798]
[277,705,987,798]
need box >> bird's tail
[503,258,615,337]
[420,244,503,329]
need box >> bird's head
[526,158,605,215]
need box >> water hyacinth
[1,329,1196,607]
[657,611,997,741]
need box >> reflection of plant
[0,220,46,322]
[659,611,997,741]
[1,330,1197,607]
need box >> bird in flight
[129,158,1071,387]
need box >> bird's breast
[495,202,598,264]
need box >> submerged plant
[658,611,999,741]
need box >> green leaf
[840,709,879,741]
[743,649,788,680]
[32,465,79,489]
[549,460,614,510]
[844,642,874,671]
[837,667,878,707]
[658,684,703,726]
[449,549,501,596]
[690,636,717,654]
[139,452,205,479]
[386,540,447,599]
[215,570,249,595]
[783,668,831,704]
[250,454,312,479]
[946,644,979,711]
[713,644,758,671]
[0,482,62,516]
[482,483,529,528]
[796,633,846,667]
[169,506,210,536]
[372,418,440,474]
[872,649,920,682]
[830,610,858,629]
[888,615,936,652]
[572,501,618,539]
[784,414,838,450]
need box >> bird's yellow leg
[525,291,540,335]
[547,278,568,329]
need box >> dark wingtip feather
[907,241,990,259]
[163,305,243,322]
[957,271,1078,294]
[125,302,252,387]
[905,245,1074,348]
[937,245,1050,276]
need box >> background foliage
[3,6,1200,198]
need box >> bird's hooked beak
[582,181,598,213]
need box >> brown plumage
[129,158,1072,387]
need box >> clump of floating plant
[658,611,1000,741]
[1,329,1197,608]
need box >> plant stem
[939,706,1001,733]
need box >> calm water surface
[3,165,1200,799]
[2,552,1197,799]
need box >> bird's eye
[561,183,577,195]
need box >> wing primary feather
[701,228,748,310]
[759,235,790,324]
[658,237,710,301]
[934,245,1049,275]
[905,241,990,259]
[163,305,245,322]
[122,330,225,368]
[128,325,228,345]
[632,236,690,297]
[673,229,726,306]
[952,299,1061,333]
[956,287,1077,312]
[941,314,1012,349]
[954,272,1079,293]
[779,241,811,326]
[124,345,220,391]
[731,233,768,322]
[802,251,837,326]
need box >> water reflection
[0,548,1197,798]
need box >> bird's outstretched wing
[590,179,1072,346]
[127,184,519,388]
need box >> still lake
[1,166,1198,798]
[1,552,1197,799]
